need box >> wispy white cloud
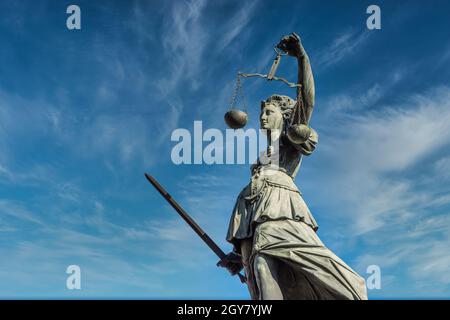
[0,90,57,162]
[78,114,154,165]
[434,156,450,180]
[320,68,406,116]
[315,29,372,70]
[306,86,450,294]
[216,0,259,52]
[355,213,450,294]
[316,86,450,233]
[0,200,43,226]
[158,0,208,95]
[0,189,221,297]
[2,0,449,299]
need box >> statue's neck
[266,129,282,147]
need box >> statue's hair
[262,94,296,120]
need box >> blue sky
[1,0,450,299]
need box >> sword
[144,173,247,283]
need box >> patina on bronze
[217,33,368,300]
[224,109,248,129]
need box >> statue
[217,33,368,300]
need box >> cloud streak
[315,29,372,70]
[306,86,450,295]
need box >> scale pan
[224,109,248,129]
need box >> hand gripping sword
[144,173,247,283]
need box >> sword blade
[144,173,246,283]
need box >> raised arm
[276,32,315,125]
[297,40,315,124]
[277,33,318,156]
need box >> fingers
[281,34,297,44]
[217,252,244,276]
[276,36,300,57]
[217,259,243,275]
[228,252,243,263]
[228,264,243,276]
[291,32,301,42]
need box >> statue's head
[260,94,296,131]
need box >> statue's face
[260,103,283,130]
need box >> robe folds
[226,132,368,300]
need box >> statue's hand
[276,32,302,57]
[217,252,244,275]
[287,124,311,144]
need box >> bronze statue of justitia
[217,33,368,300]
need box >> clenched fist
[276,32,302,58]
[217,251,244,276]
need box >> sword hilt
[238,273,247,283]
